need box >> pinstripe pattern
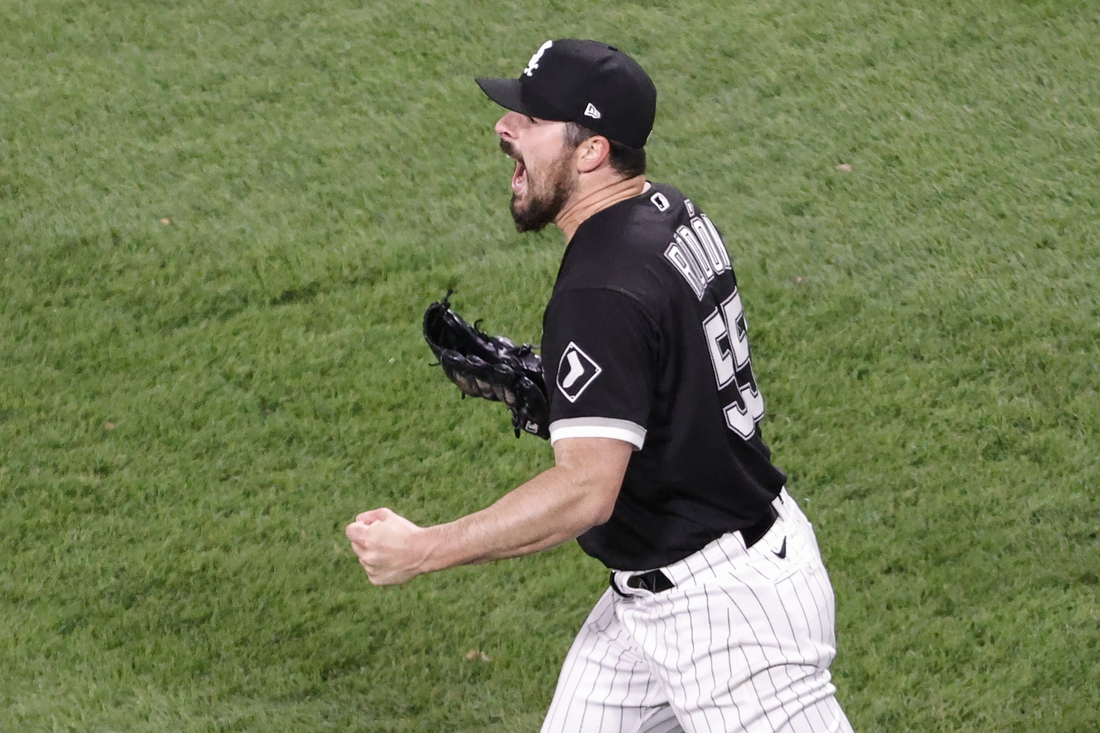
[541,490,853,733]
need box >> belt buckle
[626,569,674,593]
[610,569,675,596]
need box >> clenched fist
[345,508,432,585]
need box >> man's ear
[575,135,612,173]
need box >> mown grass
[1,0,1098,730]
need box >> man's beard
[506,143,576,234]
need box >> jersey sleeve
[542,288,657,449]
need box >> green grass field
[2,0,1098,730]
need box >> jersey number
[702,288,764,439]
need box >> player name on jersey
[661,199,731,300]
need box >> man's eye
[527,115,538,124]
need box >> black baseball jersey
[542,183,787,571]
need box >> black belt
[611,503,779,596]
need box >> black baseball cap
[476,39,657,149]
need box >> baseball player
[347,39,854,732]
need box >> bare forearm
[346,438,631,586]
[419,464,610,573]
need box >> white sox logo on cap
[556,342,602,402]
[523,40,553,77]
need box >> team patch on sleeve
[556,342,602,402]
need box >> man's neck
[555,175,649,242]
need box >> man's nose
[494,111,521,140]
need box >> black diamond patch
[556,342,602,403]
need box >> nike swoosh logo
[561,351,585,388]
[772,537,787,559]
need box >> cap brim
[476,77,529,114]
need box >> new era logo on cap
[584,103,602,119]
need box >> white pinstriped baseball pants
[540,489,854,733]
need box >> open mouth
[511,157,527,196]
[501,139,527,197]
